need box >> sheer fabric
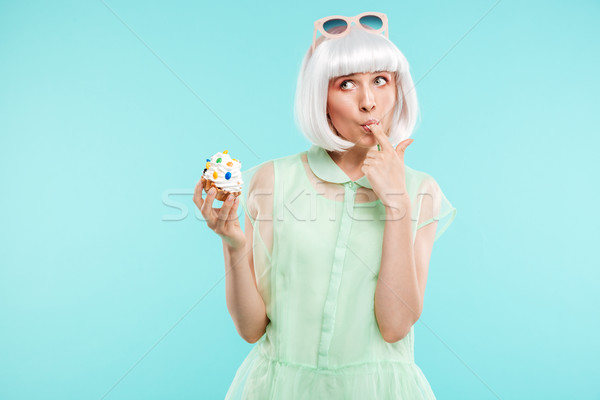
[226,145,457,399]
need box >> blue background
[1,0,599,399]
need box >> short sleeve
[415,176,457,243]
[238,161,274,230]
[238,165,260,228]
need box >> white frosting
[203,151,243,193]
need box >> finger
[215,194,235,232]
[366,148,383,158]
[228,196,240,221]
[201,186,217,222]
[365,121,393,153]
[394,138,414,156]
[365,151,376,159]
[193,179,204,209]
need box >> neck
[327,146,372,181]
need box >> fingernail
[227,195,233,202]
[209,187,216,195]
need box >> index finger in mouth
[366,122,392,151]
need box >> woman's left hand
[361,121,414,209]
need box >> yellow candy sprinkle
[212,171,218,179]
[232,158,237,162]
[227,161,233,167]
[205,161,210,169]
[223,150,228,154]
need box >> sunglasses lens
[359,15,383,31]
[323,18,348,34]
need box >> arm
[194,167,270,344]
[374,191,437,343]
[360,122,439,343]
[224,212,270,343]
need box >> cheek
[384,88,397,104]
[382,91,398,118]
[328,101,352,120]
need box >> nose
[359,87,376,113]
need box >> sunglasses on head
[312,12,389,53]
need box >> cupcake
[201,150,243,201]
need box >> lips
[361,119,379,127]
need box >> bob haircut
[294,25,420,152]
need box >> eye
[340,80,354,90]
[339,76,389,90]
[374,76,388,86]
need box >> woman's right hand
[193,178,246,250]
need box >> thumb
[396,138,414,155]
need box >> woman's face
[326,71,398,149]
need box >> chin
[362,135,378,144]
[354,139,377,149]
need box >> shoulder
[242,150,304,212]
[241,162,274,220]
[404,164,441,197]
[246,161,274,190]
[243,150,303,187]
[404,165,443,227]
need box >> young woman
[194,11,457,399]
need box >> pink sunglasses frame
[311,12,389,53]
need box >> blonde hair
[294,25,420,152]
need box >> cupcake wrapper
[201,177,242,202]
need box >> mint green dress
[225,144,457,399]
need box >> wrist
[381,190,410,209]
[383,199,411,221]
[222,238,247,256]
[222,239,249,272]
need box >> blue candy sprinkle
[225,172,232,180]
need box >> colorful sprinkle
[206,158,210,162]
[216,157,222,163]
[213,171,218,179]
[223,150,228,154]
[225,172,231,180]
[232,158,237,162]
[205,162,210,169]
[227,161,233,167]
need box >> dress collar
[306,144,373,189]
